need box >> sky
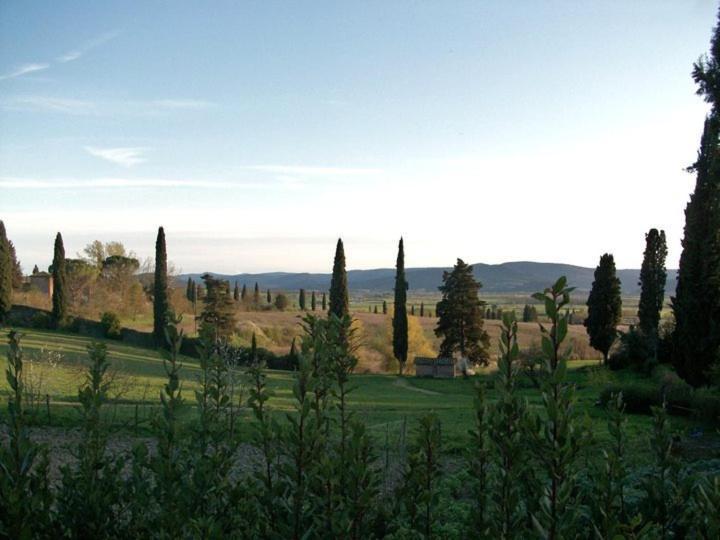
[0,1,717,274]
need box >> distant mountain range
[179,261,678,297]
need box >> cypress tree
[233,282,240,301]
[368,306,372,313]
[420,302,425,317]
[411,305,415,316]
[311,290,316,311]
[51,232,68,328]
[251,331,257,363]
[584,253,622,365]
[637,229,668,346]
[373,305,378,314]
[672,13,720,386]
[328,238,349,318]
[322,292,327,311]
[253,282,260,304]
[267,289,271,303]
[0,221,13,322]
[186,277,193,301]
[299,288,306,310]
[383,300,387,315]
[32,264,39,275]
[153,226,170,344]
[393,238,409,375]
[7,240,22,289]
[241,283,247,301]
[435,258,491,365]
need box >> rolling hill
[180,261,677,296]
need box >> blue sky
[0,1,717,274]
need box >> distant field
[0,327,712,462]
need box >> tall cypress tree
[392,238,408,375]
[673,13,720,386]
[328,238,349,318]
[299,288,306,310]
[638,229,668,344]
[153,226,170,344]
[420,302,425,317]
[584,253,622,365]
[435,258,490,365]
[311,290,316,311]
[241,283,247,300]
[267,289,271,303]
[186,277,193,301]
[233,282,240,301]
[322,292,327,311]
[253,282,260,304]
[382,300,387,315]
[0,221,13,322]
[51,232,68,328]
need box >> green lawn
[0,327,713,461]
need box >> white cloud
[84,147,148,167]
[0,176,284,190]
[0,63,50,81]
[56,30,120,63]
[3,96,96,114]
[152,99,216,110]
[243,165,383,176]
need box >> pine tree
[233,282,240,301]
[51,232,68,328]
[322,292,327,311]
[638,229,668,347]
[329,238,349,318]
[584,253,622,365]
[311,291,316,311]
[435,258,491,365]
[199,273,237,341]
[241,283,247,301]
[383,300,387,315]
[0,221,13,322]
[299,289,306,310]
[153,226,170,344]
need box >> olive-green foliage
[52,232,69,328]
[637,229,667,342]
[100,311,122,339]
[153,227,170,344]
[393,238,409,375]
[329,238,349,319]
[584,254,622,364]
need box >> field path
[393,377,441,395]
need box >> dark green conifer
[311,290,316,311]
[51,232,68,328]
[233,282,240,301]
[383,300,387,315]
[253,282,260,304]
[299,288,306,310]
[7,240,22,289]
[153,226,170,344]
[373,305,378,314]
[435,258,491,365]
[328,238,349,318]
[241,283,247,300]
[393,238,409,375]
[638,229,668,346]
[322,292,327,311]
[186,277,193,301]
[584,253,622,365]
[0,221,13,322]
[251,331,257,363]
[267,289,271,303]
[420,302,425,317]
[411,305,415,316]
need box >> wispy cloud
[3,96,97,114]
[152,99,216,110]
[56,30,120,63]
[0,63,50,81]
[243,165,383,176]
[84,147,148,167]
[0,177,282,190]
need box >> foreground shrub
[99,311,122,339]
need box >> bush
[30,311,50,329]
[599,384,659,414]
[692,388,720,423]
[99,311,122,339]
[608,328,654,372]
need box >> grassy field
[1,327,715,464]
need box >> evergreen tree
[267,289,271,303]
[435,258,491,365]
[322,292,327,311]
[328,238,349,318]
[393,248,409,374]
[251,331,258,363]
[253,282,260,304]
[32,264,39,275]
[584,253,622,365]
[233,282,240,302]
[299,289,306,310]
[51,232,68,328]
[241,283,247,301]
[411,305,415,316]
[199,273,238,341]
[0,221,13,322]
[638,229,668,346]
[153,227,170,344]
[383,300,387,315]
[672,16,720,386]
[420,302,424,317]
[186,278,193,302]
[373,305,378,314]
[7,240,22,289]
[311,290,316,311]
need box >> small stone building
[414,357,456,378]
[29,272,53,299]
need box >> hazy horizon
[1,1,716,273]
